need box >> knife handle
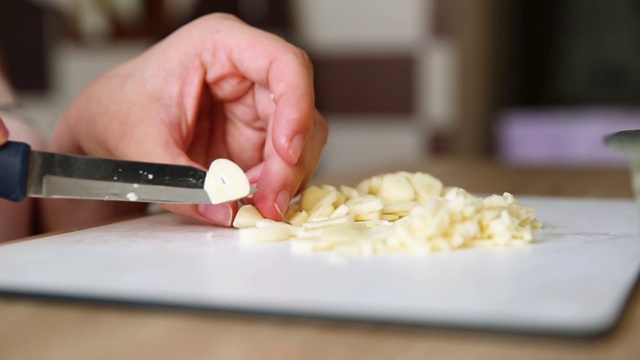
[0,141,30,202]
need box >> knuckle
[286,46,313,71]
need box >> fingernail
[198,203,233,227]
[275,189,291,219]
[288,132,305,163]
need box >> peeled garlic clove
[380,214,400,221]
[382,201,420,215]
[356,179,371,195]
[410,172,443,202]
[300,185,328,212]
[255,219,300,236]
[204,158,250,204]
[320,184,338,192]
[302,215,355,230]
[376,173,416,203]
[354,211,381,222]
[308,191,338,214]
[340,185,361,200]
[345,196,384,215]
[369,175,383,194]
[283,203,302,224]
[333,191,347,208]
[330,203,350,218]
[238,227,291,243]
[346,196,384,216]
[308,202,335,219]
[287,210,310,226]
[233,204,264,228]
[482,194,508,208]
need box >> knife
[0,141,242,204]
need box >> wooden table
[1,157,638,360]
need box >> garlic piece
[204,158,250,204]
[376,173,415,203]
[239,227,291,243]
[233,204,264,228]
[233,170,540,258]
[299,185,328,212]
[409,172,443,203]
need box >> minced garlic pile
[232,171,541,258]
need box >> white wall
[293,0,428,52]
[20,41,149,135]
[293,0,460,176]
[318,119,425,175]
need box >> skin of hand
[0,67,15,145]
[0,118,7,145]
[44,13,328,231]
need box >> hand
[48,13,328,229]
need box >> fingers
[194,14,316,165]
[251,111,329,221]
[251,155,305,220]
[202,15,322,222]
[267,51,315,165]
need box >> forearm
[0,54,20,142]
[0,52,17,106]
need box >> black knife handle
[0,141,30,202]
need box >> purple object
[496,108,640,167]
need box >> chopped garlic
[231,171,541,258]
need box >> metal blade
[26,151,212,204]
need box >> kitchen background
[1,0,639,175]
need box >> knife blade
[0,141,236,204]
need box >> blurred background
[1,0,639,175]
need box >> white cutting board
[1,197,639,336]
